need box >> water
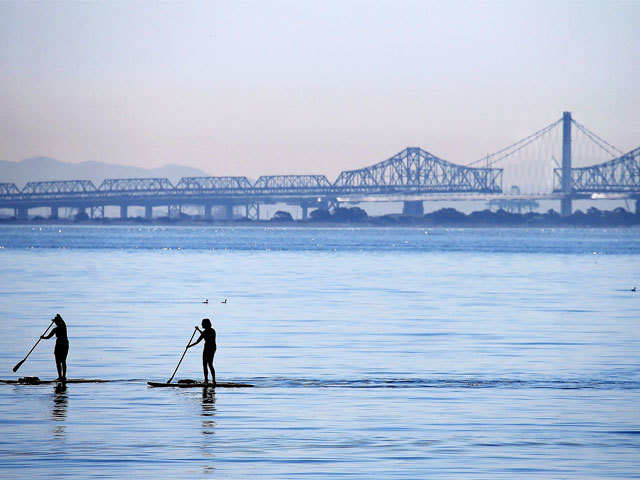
[0,225,638,478]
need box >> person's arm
[187,332,204,348]
[41,327,56,340]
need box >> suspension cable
[571,119,623,157]
[466,118,562,167]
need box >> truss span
[175,176,252,191]
[254,175,333,191]
[0,183,20,195]
[22,180,97,194]
[334,147,503,194]
[98,178,174,192]
[554,145,640,194]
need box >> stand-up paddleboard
[147,379,253,388]
[0,377,112,385]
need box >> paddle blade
[12,359,25,372]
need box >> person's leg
[59,345,68,379]
[202,357,209,384]
[207,359,215,385]
[55,358,62,379]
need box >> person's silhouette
[187,318,217,385]
[41,314,69,381]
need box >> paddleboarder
[187,318,217,385]
[40,314,69,381]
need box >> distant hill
[0,157,211,188]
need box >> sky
[1,0,638,180]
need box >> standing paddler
[187,318,217,385]
[40,314,69,381]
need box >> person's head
[201,318,212,329]
[53,313,63,325]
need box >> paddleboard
[147,381,253,388]
[0,378,112,385]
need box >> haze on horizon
[1,1,638,179]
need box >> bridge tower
[561,111,573,216]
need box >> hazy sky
[1,1,638,178]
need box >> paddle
[13,320,54,372]
[167,327,198,384]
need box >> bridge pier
[145,205,153,220]
[402,201,424,217]
[298,199,321,221]
[73,207,89,220]
[15,207,28,219]
[91,206,104,219]
[317,198,339,213]
[203,204,213,220]
[636,199,640,215]
[168,205,180,218]
[50,206,59,219]
[246,203,259,220]
[120,205,128,219]
[224,204,234,220]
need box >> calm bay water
[0,225,639,478]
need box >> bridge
[1,112,638,220]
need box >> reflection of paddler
[187,318,217,385]
[41,314,69,381]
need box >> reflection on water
[201,386,216,475]
[52,383,67,438]
[201,386,216,434]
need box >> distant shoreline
[1,206,639,228]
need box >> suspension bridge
[0,112,638,220]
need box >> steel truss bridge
[554,145,640,195]
[1,113,639,220]
[0,147,503,219]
